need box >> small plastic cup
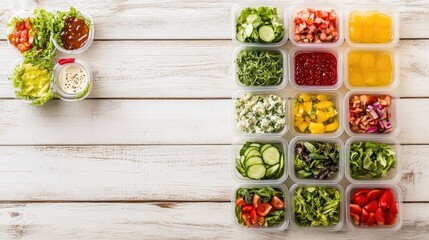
[232,46,288,90]
[343,48,399,91]
[289,183,344,231]
[231,3,288,47]
[231,137,288,183]
[232,183,289,231]
[344,91,400,138]
[345,6,399,48]
[53,58,93,101]
[289,47,343,90]
[345,184,403,232]
[289,90,343,138]
[289,5,344,48]
[345,137,401,184]
[52,11,95,54]
[288,136,344,184]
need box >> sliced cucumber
[247,164,266,179]
[259,25,275,42]
[245,156,263,169]
[260,144,273,153]
[275,153,285,179]
[244,24,253,37]
[246,14,259,24]
[239,155,245,168]
[249,143,262,149]
[245,149,261,159]
[236,29,245,42]
[236,158,247,177]
[243,147,258,157]
[266,164,280,178]
[262,146,280,165]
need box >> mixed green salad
[235,186,286,227]
[236,49,283,87]
[294,141,340,180]
[293,186,341,227]
[236,7,284,43]
[350,141,396,179]
[235,141,285,180]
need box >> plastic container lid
[345,184,403,231]
[231,137,288,183]
[231,3,289,47]
[344,6,399,48]
[288,136,344,184]
[231,183,289,231]
[345,137,402,184]
[52,11,95,54]
[289,5,344,48]
[289,47,343,90]
[344,91,400,138]
[289,183,344,231]
[232,46,288,90]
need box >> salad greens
[350,141,396,179]
[52,7,91,47]
[236,7,284,43]
[293,186,341,227]
[236,49,283,87]
[294,141,340,180]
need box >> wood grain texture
[0,144,426,202]
[0,99,427,145]
[0,0,428,39]
[0,202,428,239]
[1,40,428,98]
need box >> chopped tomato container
[289,48,342,90]
[289,5,343,47]
[346,184,403,231]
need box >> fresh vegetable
[294,52,337,86]
[350,141,396,179]
[294,141,340,180]
[8,58,54,106]
[293,8,339,43]
[7,8,55,58]
[236,7,284,43]
[348,51,393,87]
[53,7,91,50]
[350,188,398,227]
[348,94,393,133]
[235,141,285,180]
[236,49,283,87]
[293,186,341,227]
[235,186,286,227]
[349,11,392,43]
[294,93,339,134]
[235,93,286,133]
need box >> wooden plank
[0,144,426,201]
[0,202,427,239]
[0,99,427,145]
[1,40,428,99]
[0,0,428,39]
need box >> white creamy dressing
[58,65,88,95]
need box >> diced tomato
[361,208,369,224]
[236,197,246,207]
[364,200,378,213]
[375,208,385,225]
[350,204,362,215]
[253,194,261,209]
[384,212,397,225]
[350,212,360,226]
[256,203,272,217]
[352,194,368,207]
[380,189,394,210]
[250,208,257,224]
[24,17,31,30]
[367,189,383,200]
[389,198,398,214]
[242,204,253,213]
[367,212,376,226]
[256,216,265,226]
[270,196,284,210]
[16,22,25,31]
[241,213,252,226]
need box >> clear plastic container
[232,90,288,137]
[344,91,400,138]
[343,48,399,91]
[53,58,93,101]
[289,5,343,48]
[231,183,289,231]
[345,184,403,231]
[289,47,343,90]
[289,90,343,138]
[231,3,288,47]
[232,46,288,90]
[288,136,344,184]
[289,183,344,231]
[52,10,95,54]
[344,6,399,48]
[231,137,288,183]
[345,137,401,184]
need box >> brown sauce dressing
[60,16,89,50]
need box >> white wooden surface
[0,0,428,239]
